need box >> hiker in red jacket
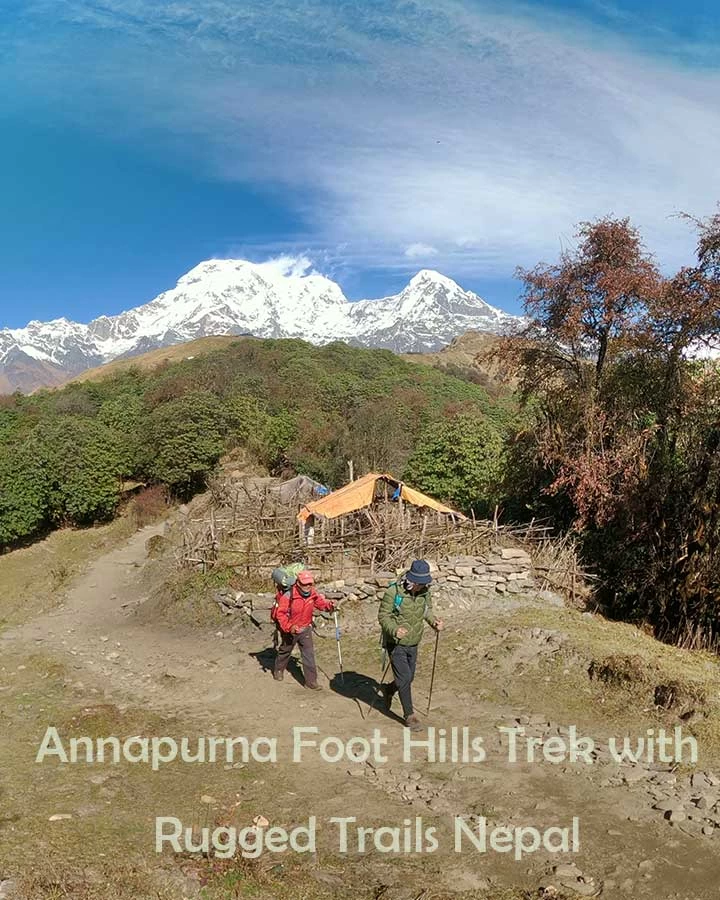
[273,570,336,690]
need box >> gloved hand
[290,624,304,635]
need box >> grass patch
[0,516,136,632]
[465,604,720,766]
[137,567,237,627]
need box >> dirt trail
[9,523,402,732]
[6,523,720,898]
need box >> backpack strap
[272,587,294,628]
[390,579,428,618]
[389,581,403,613]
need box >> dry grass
[468,602,720,766]
[0,515,136,631]
[63,335,245,386]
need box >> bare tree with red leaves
[500,212,720,648]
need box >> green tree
[142,391,227,492]
[27,418,123,525]
[0,444,48,545]
[403,415,507,515]
[97,394,144,476]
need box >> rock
[253,815,270,829]
[535,590,565,607]
[201,795,217,804]
[653,799,680,813]
[48,814,72,821]
[668,808,687,823]
[691,772,714,790]
[495,583,507,594]
[0,880,17,900]
[678,820,704,837]
[554,864,582,878]
[622,767,648,784]
[569,883,599,897]
[702,825,715,836]
[500,547,532,561]
[650,771,677,786]
[446,555,478,566]
[454,566,475,578]
[311,871,346,889]
[554,863,599,897]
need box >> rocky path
[5,523,720,898]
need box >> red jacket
[275,584,334,633]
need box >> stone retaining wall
[215,546,566,620]
[319,547,537,608]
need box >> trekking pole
[426,629,440,715]
[333,610,344,684]
[367,654,392,718]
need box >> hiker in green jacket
[378,559,444,731]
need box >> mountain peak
[0,261,523,392]
[407,269,459,289]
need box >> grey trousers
[387,642,418,717]
[274,628,318,687]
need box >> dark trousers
[387,643,418,717]
[274,628,318,687]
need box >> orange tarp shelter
[297,472,466,523]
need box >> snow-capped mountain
[0,259,522,392]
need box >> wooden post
[348,459,354,483]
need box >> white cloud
[5,1,720,278]
[254,255,316,279]
[404,243,439,259]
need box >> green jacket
[378,579,438,647]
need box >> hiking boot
[273,671,284,681]
[306,683,323,691]
[405,714,423,732]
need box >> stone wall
[215,545,566,621]
[319,546,541,610]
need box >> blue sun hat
[405,559,432,586]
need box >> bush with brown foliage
[499,212,720,649]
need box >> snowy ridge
[0,259,523,391]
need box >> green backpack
[270,563,306,624]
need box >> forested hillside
[0,338,513,548]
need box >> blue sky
[1,0,719,327]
